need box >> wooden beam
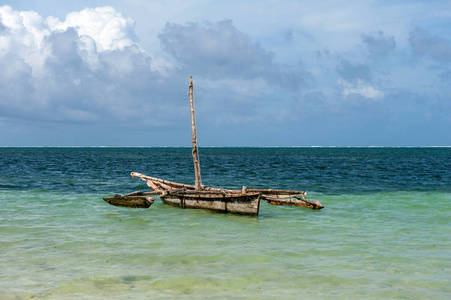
[189,76,202,190]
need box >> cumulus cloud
[46,6,136,52]
[0,7,49,76]
[0,7,314,130]
[0,5,167,124]
[159,20,312,90]
[361,31,396,58]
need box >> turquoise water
[1,148,450,299]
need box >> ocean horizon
[1,145,450,148]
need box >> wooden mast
[189,76,202,190]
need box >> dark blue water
[1,147,450,194]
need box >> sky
[0,0,450,146]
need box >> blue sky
[0,0,450,146]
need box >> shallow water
[0,147,450,299]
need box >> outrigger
[103,77,323,216]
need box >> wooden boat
[103,77,323,215]
[103,192,154,208]
[129,172,323,210]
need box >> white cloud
[0,5,140,73]
[46,6,136,52]
[0,6,50,76]
[339,78,384,100]
[0,5,164,124]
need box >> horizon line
[1,145,450,148]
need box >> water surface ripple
[0,147,450,299]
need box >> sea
[0,147,450,299]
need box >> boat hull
[103,195,153,208]
[161,192,260,216]
[261,196,324,209]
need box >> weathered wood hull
[261,196,324,209]
[103,195,153,208]
[161,192,261,216]
[129,172,324,211]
